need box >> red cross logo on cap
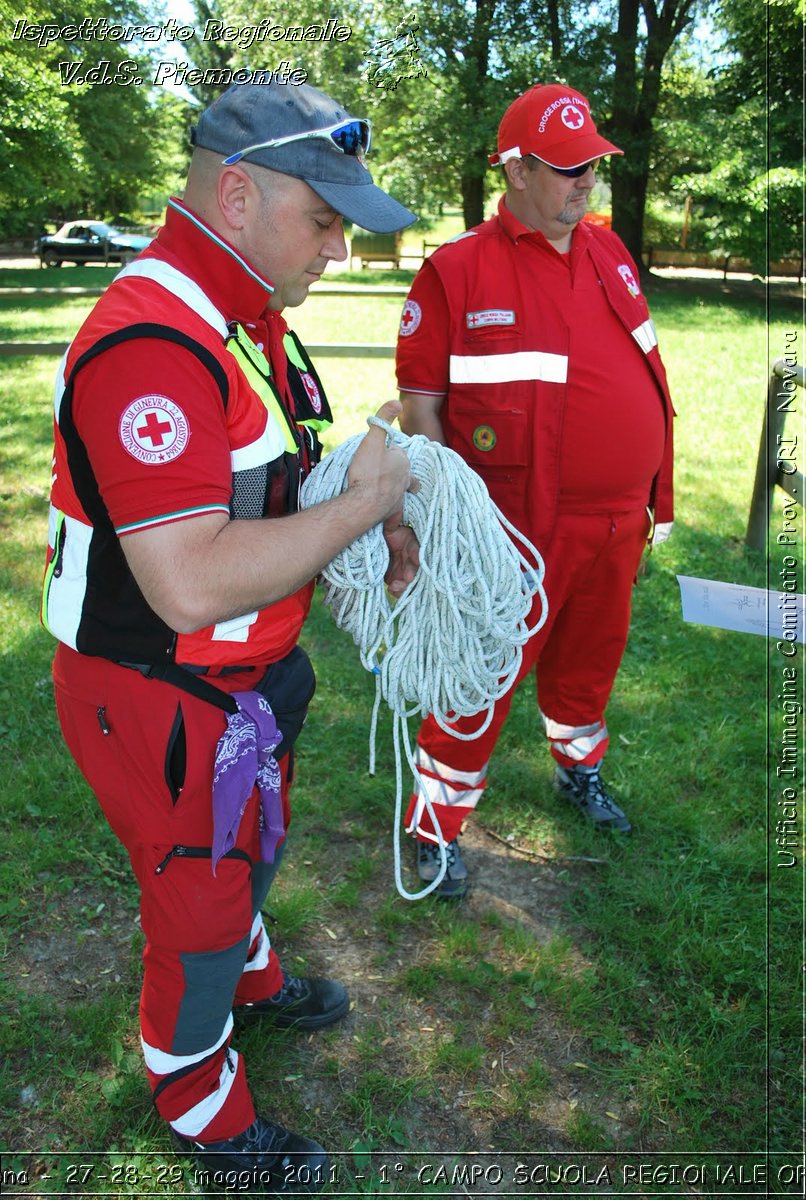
[561,105,585,130]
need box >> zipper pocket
[154,845,253,875]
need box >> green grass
[0,266,802,1194]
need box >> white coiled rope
[300,417,548,900]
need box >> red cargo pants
[54,643,291,1142]
[406,509,650,843]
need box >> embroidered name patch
[399,299,422,337]
[119,395,190,465]
[472,425,497,451]
[466,309,516,330]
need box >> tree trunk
[461,172,486,229]
[609,0,696,269]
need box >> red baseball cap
[489,83,623,169]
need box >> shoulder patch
[617,263,641,298]
[119,395,190,465]
[399,299,422,337]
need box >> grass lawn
[0,264,802,1196]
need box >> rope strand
[300,418,548,900]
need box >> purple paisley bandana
[212,691,285,873]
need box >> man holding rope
[43,81,417,1189]
[396,83,674,899]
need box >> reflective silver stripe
[141,1014,234,1076]
[169,1049,241,1138]
[449,350,568,385]
[116,259,228,338]
[211,611,259,643]
[53,351,68,423]
[241,915,271,974]
[231,424,286,471]
[415,748,487,788]
[631,319,658,354]
[44,506,93,650]
[541,714,608,762]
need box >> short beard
[557,193,589,225]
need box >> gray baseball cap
[192,81,417,234]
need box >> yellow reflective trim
[42,508,66,635]
[282,331,307,372]
[225,325,297,454]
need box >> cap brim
[307,178,417,234]
[538,133,623,169]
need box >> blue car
[37,220,152,267]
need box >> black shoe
[174,1115,328,1194]
[236,973,349,1030]
[416,837,469,899]
[554,765,632,833]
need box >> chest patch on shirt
[466,309,516,329]
[399,299,422,337]
[617,264,641,298]
[119,395,190,465]
[472,425,497,451]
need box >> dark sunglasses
[223,119,372,167]
[546,157,601,178]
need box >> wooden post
[746,359,805,550]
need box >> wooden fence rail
[746,358,805,550]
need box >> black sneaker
[173,1115,328,1194]
[236,973,349,1030]
[416,837,469,899]
[554,765,632,833]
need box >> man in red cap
[396,83,674,898]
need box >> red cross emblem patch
[399,299,422,337]
[119,395,190,465]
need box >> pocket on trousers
[164,702,187,805]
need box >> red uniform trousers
[406,509,649,843]
[53,643,291,1142]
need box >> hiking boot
[173,1114,328,1194]
[236,974,349,1030]
[553,765,632,833]
[416,837,469,899]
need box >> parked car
[36,221,152,267]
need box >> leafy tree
[678,0,804,272]
[0,0,192,236]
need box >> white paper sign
[676,575,805,643]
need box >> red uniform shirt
[396,198,670,531]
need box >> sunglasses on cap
[223,119,372,166]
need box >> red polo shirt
[397,199,666,514]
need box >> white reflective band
[141,1014,234,1077]
[45,508,93,650]
[169,1049,240,1138]
[542,715,608,761]
[211,611,259,643]
[415,748,487,789]
[117,259,229,338]
[231,423,286,472]
[631,319,658,354]
[53,351,68,422]
[449,351,568,385]
[241,915,271,974]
